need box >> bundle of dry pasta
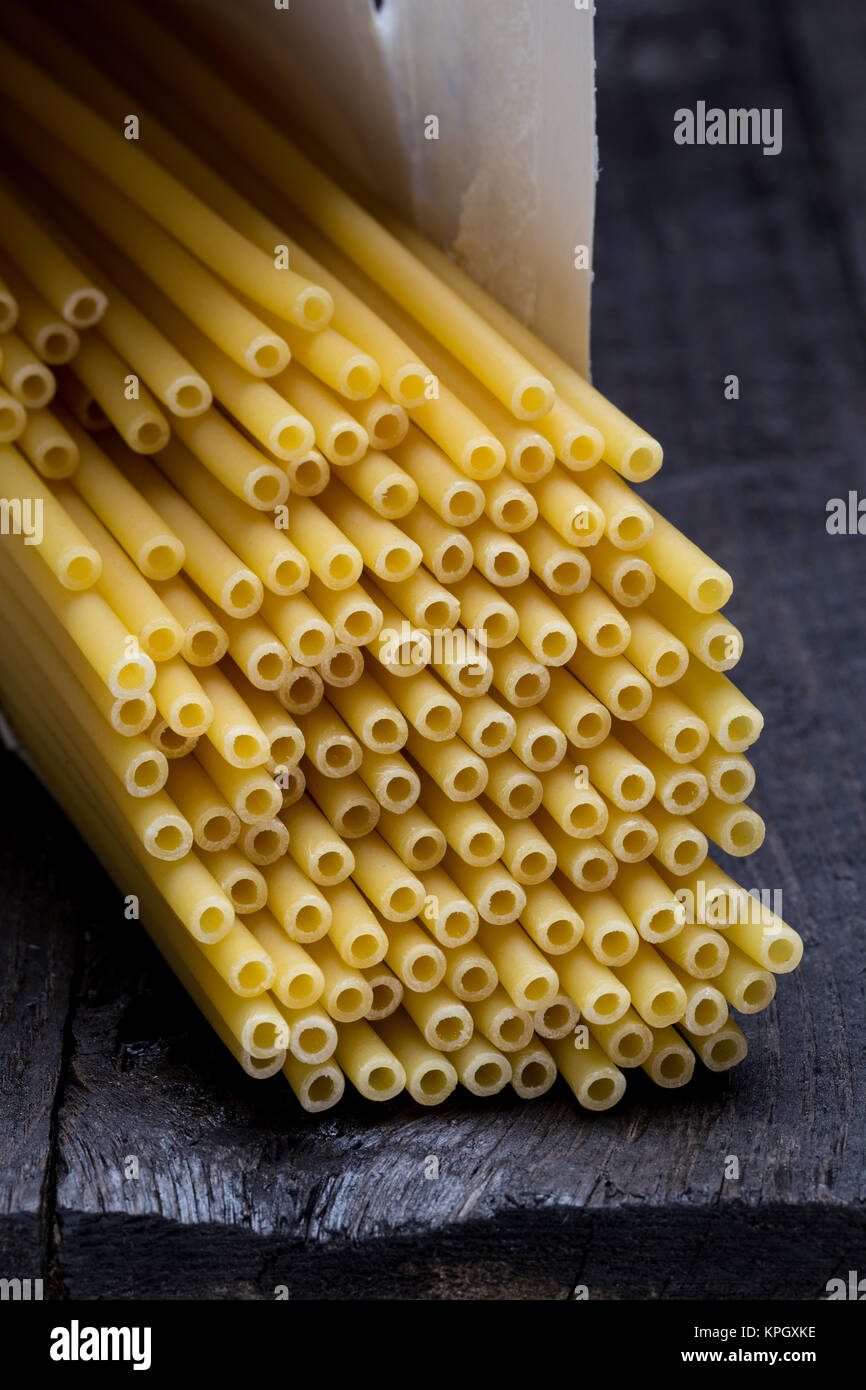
[0,1,802,1112]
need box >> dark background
[1,0,864,1299]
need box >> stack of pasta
[0,1,802,1113]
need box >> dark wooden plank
[778,0,866,336]
[0,749,80,1286]
[3,0,866,1299]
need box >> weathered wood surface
[1,0,865,1298]
[0,753,79,1287]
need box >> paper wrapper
[178,0,597,375]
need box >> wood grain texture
[0,752,80,1285]
[781,0,866,336]
[1,0,865,1299]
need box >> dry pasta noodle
[0,5,801,1115]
